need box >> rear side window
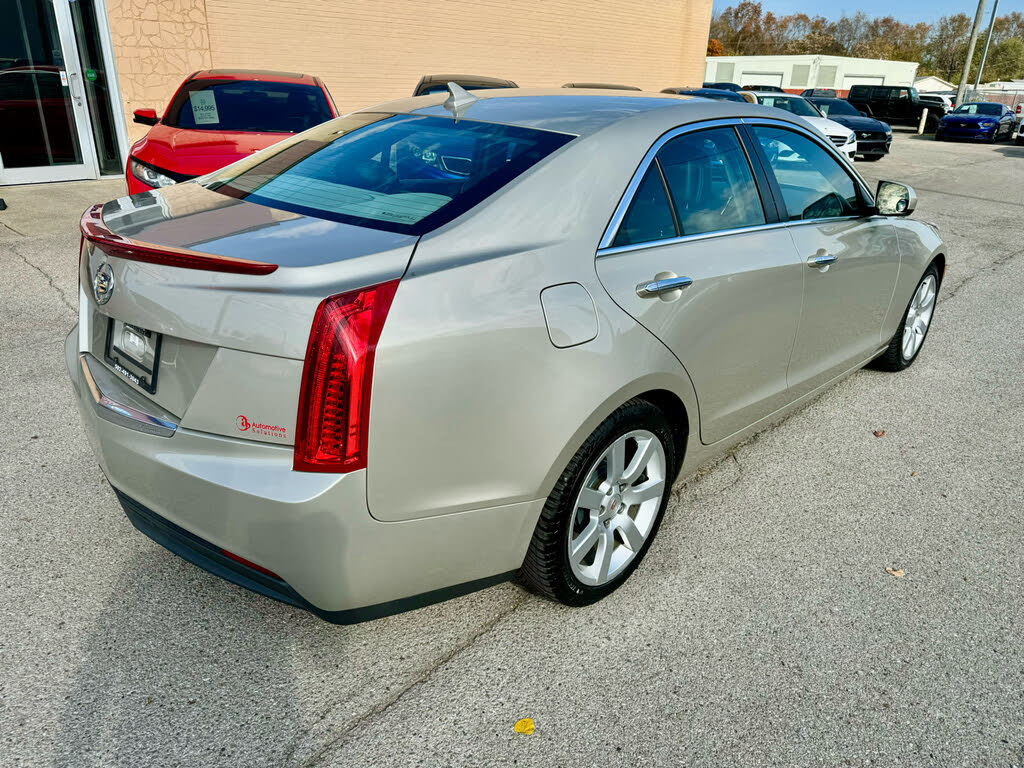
[165,79,332,133]
[658,127,765,236]
[612,126,766,247]
[612,165,675,247]
[752,126,859,221]
[204,113,574,235]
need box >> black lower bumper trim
[114,489,515,624]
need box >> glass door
[0,0,99,184]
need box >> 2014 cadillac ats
[67,88,945,623]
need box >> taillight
[293,281,399,473]
[80,204,277,275]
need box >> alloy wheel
[567,430,667,587]
[902,274,936,361]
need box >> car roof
[190,69,317,84]
[362,88,780,138]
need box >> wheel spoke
[624,478,665,505]
[621,436,655,485]
[595,531,614,582]
[607,437,626,483]
[577,487,606,512]
[614,514,645,551]
[570,520,600,564]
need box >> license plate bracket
[104,318,162,394]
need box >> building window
[818,65,838,88]
[791,65,810,88]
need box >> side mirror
[875,180,917,216]
[133,108,159,126]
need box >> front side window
[752,126,860,221]
[204,113,574,235]
[165,79,333,133]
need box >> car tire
[861,155,884,161]
[1017,135,1024,146]
[518,398,678,606]
[872,264,940,372]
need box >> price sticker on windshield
[190,90,220,125]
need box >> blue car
[936,102,1016,142]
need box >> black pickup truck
[847,85,946,130]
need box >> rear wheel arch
[930,253,946,288]
[635,388,690,475]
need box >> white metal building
[914,75,955,93]
[705,55,919,96]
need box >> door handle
[68,72,84,107]
[636,275,693,298]
[808,252,837,269]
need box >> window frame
[598,119,782,253]
[741,119,875,225]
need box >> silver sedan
[67,88,945,622]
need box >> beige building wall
[109,0,713,141]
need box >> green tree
[983,37,1024,82]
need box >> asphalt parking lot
[2,131,1022,767]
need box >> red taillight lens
[293,280,399,473]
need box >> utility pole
[956,0,987,106]
[973,0,1000,89]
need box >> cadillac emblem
[93,262,114,304]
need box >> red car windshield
[164,79,332,133]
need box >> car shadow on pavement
[51,535,522,767]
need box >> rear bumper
[66,327,538,621]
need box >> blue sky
[722,0,993,24]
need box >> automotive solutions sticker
[236,414,287,440]
[190,90,220,125]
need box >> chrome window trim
[598,118,755,251]
[598,116,878,256]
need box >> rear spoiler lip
[80,203,279,276]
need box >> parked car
[846,84,945,130]
[806,97,892,160]
[743,84,785,93]
[801,88,837,98]
[935,102,1016,142]
[752,93,857,159]
[126,69,337,194]
[412,74,517,96]
[562,82,641,90]
[1016,117,1024,146]
[70,89,944,623]
[702,81,742,92]
[661,87,746,103]
[918,94,952,113]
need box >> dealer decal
[236,414,287,439]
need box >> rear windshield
[953,103,1001,115]
[165,79,332,133]
[202,113,574,235]
[812,99,859,117]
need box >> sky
[718,0,1010,25]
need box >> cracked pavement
[2,133,1023,767]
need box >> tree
[707,38,725,56]
[984,37,1024,82]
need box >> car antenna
[443,82,478,122]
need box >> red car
[126,69,337,194]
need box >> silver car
[67,88,945,622]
